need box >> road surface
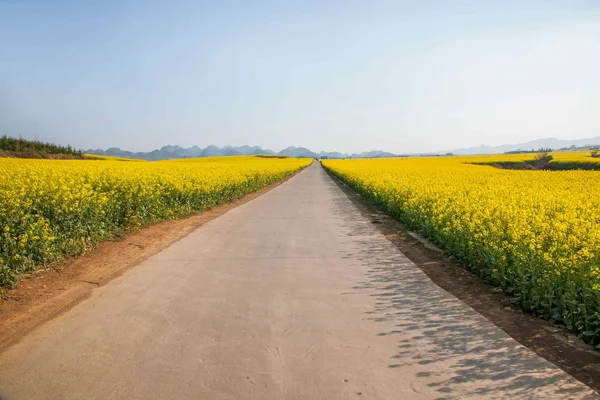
[0,163,597,399]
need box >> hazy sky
[1,1,599,153]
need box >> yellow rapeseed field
[323,155,600,344]
[0,156,311,286]
[469,150,600,170]
[469,150,600,164]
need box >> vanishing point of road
[0,163,597,399]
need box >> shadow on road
[324,173,597,400]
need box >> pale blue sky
[1,1,599,153]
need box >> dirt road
[0,163,597,399]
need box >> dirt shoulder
[326,169,600,393]
[0,172,300,354]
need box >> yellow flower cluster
[323,156,600,344]
[0,156,311,286]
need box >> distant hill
[87,144,420,160]
[278,146,319,158]
[87,145,400,161]
[453,137,600,155]
[87,145,279,161]
[86,136,600,161]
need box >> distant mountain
[320,151,345,159]
[86,136,600,161]
[86,144,405,161]
[233,145,262,154]
[87,145,281,160]
[201,145,222,157]
[223,148,242,156]
[86,145,404,161]
[278,146,320,158]
[276,147,396,159]
[453,137,600,155]
[353,150,396,158]
[250,148,275,155]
